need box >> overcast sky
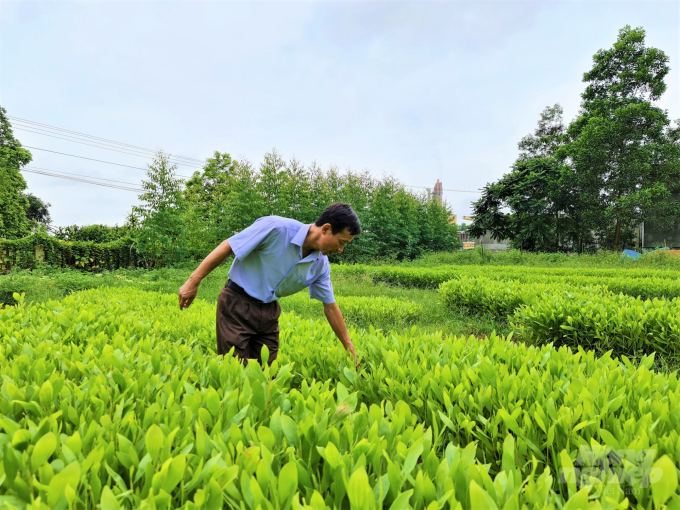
[1,0,679,227]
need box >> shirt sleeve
[227,217,277,260]
[309,265,336,304]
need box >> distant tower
[433,179,443,204]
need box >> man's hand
[178,240,234,310]
[323,301,360,369]
[178,277,200,310]
[346,342,360,367]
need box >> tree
[470,105,569,251]
[181,147,462,262]
[23,193,51,231]
[183,151,264,256]
[472,26,680,253]
[560,25,680,250]
[419,197,461,252]
[0,106,32,239]
[131,151,187,267]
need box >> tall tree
[560,25,680,250]
[182,148,460,262]
[131,151,187,267]
[470,105,568,251]
[0,106,32,239]
[473,26,680,253]
[23,193,52,231]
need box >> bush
[438,275,606,316]
[339,263,680,299]
[513,291,680,362]
[52,224,133,243]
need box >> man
[178,202,360,367]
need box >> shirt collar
[292,223,320,261]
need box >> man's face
[320,225,355,255]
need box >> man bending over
[178,202,359,367]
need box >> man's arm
[323,302,358,365]
[178,239,233,309]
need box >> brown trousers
[216,284,281,366]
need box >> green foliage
[22,193,51,232]
[183,149,459,263]
[0,106,32,240]
[472,26,680,252]
[0,233,141,274]
[435,268,680,362]
[53,224,132,243]
[279,293,423,329]
[470,105,568,251]
[439,276,605,317]
[183,152,263,257]
[339,261,680,294]
[514,291,680,362]
[1,287,679,508]
[130,151,187,267]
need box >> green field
[2,253,680,508]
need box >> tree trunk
[613,218,621,251]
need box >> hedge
[0,233,142,272]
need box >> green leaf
[469,480,498,510]
[388,490,413,510]
[39,380,53,406]
[322,441,341,470]
[348,467,374,510]
[652,455,678,508]
[145,424,164,463]
[162,455,186,494]
[501,434,515,474]
[562,487,590,510]
[401,438,424,477]
[205,388,220,417]
[31,431,57,470]
[280,414,299,447]
[100,486,121,510]
[252,381,266,411]
[48,461,81,507]
[497,409,521,436]
[11,429,31,450]
[3,446,19,483]
[278,461,298,503]
[559,450,577,499]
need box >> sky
[1,0,679,227]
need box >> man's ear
[322,223,333,235]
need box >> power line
[9,115,204,165]
[22,168,144,193]
[22,146,192,178]
[13,126,204,169]
[24,146,147,171]
[11,116,481,193]
[26,166,144,187]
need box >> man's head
[315,203,360,256]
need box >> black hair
[315,203,361,235]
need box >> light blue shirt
[227,216,335,304]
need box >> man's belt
[227,279,265,303]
